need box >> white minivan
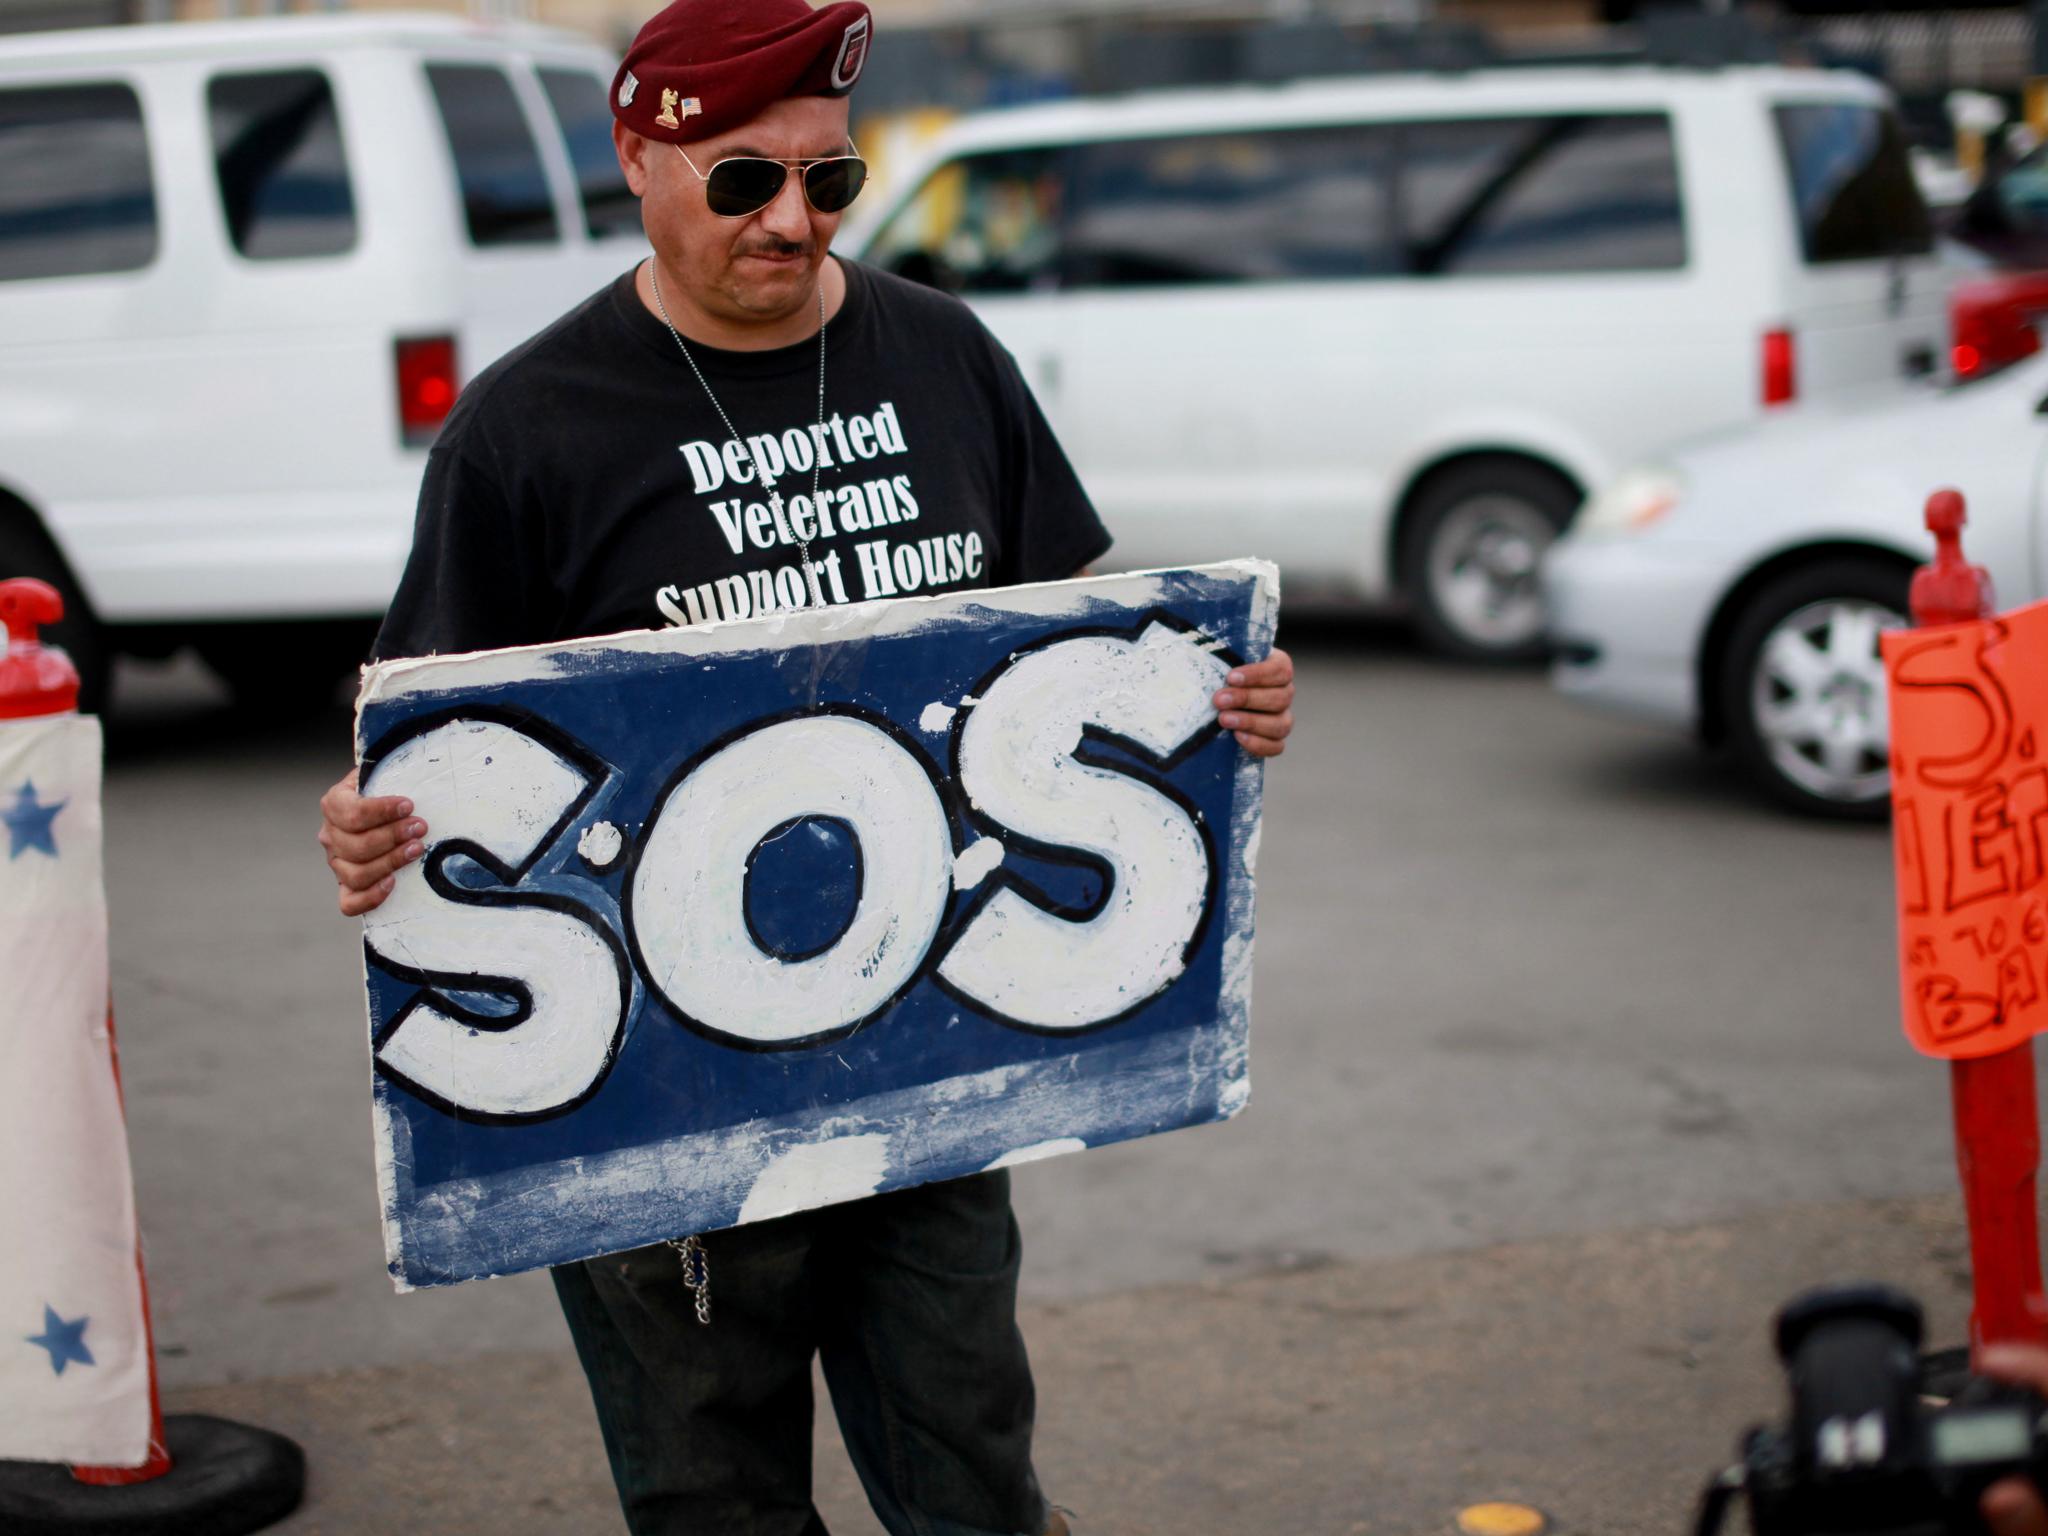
[855,65,1956,660]
[0,14,646,709]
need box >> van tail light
[1762,328,1796,408]
[396,335,459,448]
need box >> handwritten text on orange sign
[1885,601,2048,1059]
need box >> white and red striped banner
[0,713,150,1465]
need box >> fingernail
[1227,671,1245,685]
[1215,691,1239,708]
[380,876,395,892]
[406,821,426,839]
[397,800,413,816]
[1219,713,1243,729]
[403,841,424,861]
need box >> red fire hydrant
[0,578,79,719]
[1910,491,2048,1356]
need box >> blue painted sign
[356,562,1276,1288]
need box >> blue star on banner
[26,1305,93,1375]
[3,780,65,861]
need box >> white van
[0,14,646,708]
[855,66,1955,660]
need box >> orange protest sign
[1884,599,2048,1059]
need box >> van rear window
[208,69,356,260]
[538,68,639,240]
[1773,103,1933,264]
[0,81,155,282]
[426,63,560,247]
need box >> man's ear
[614,122,651,197]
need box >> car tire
[0,519,109,716]
[1399,460,1580,663]
[1719,558,1909,821]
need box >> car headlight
[1576,467,1685,538]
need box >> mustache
[734,235,814,260]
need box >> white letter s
[362,718,628,1120]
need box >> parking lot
[98,622,1971,1533]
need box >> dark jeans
[551,1170,1050,1536]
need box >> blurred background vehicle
[1543,348,2048,819]
[0,13,647,711]
[4,0,2047,704]
[1950,268,2048,379]
[855,64,1950,662]
[1948,128,2048,270]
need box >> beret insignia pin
[830,16,870,90]
[656,89,701,129]
[618,70,638,107]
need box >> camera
[1695,1284,2048,1535]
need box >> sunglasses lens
[705,159,787,217]
[803,157,868,214]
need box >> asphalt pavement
[79,619,1977,1534]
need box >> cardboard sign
[1884,600,2048,1059]
[356,562,1276,1289]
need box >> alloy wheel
[1747,597,1905,806]
[1424,494,1559,652]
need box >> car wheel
[1400,461,1579,663]
[0,521,109,716]
[1720,559,1909,820]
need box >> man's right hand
[318,767,425,917]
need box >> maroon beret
[611,0,872,145]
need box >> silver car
[1543,354,2048,817]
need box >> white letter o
[628,715,952,1046]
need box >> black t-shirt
[374,259,1110,660]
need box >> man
[317,3,1294,1531]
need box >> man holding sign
[317,2,1293,1531]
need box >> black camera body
[1698,1285,2048,1536]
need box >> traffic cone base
[0,1415,305,1535]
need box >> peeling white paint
[952,835,1004,890]
[982,1138,1086,1171]
[738,1135,890,1224]
[577,821,624,869]
[371,1090,409,1287]
[918,701,956,734]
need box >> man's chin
[725,260,820,314]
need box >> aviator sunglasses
[674,143,869,219]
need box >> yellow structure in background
[854,105,956,226]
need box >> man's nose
[756,170,812,241]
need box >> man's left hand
[1213,648,1294,759]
